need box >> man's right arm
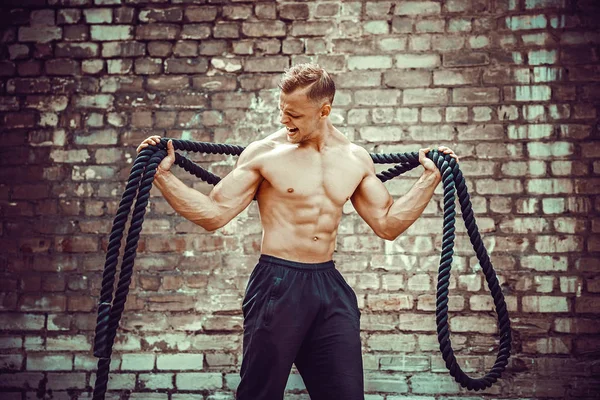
[153,140,268,232]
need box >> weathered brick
[135,58,163,75]
[384,70,430,88]
[0,354,23,371]
[165,58,208,74]
[50,149,90,163]
[409,373,460,394]
[504,85,551,101]
[114,7,135,24]
[366,293,413,311]
[185,6,217,22]
[146,42,172,57]
[25,95,69,112]
[444,52,489,67]
[121,353,155,371]
[365,2,393,17]
[348,55,393,70]
[244,56,289,72]
[403,88,448,105]
[136,24,180,40]
[418,294,464,311]
[19,294,66,312]
[102,41,145,57]
[213,23,239,39]
[81,60,104,75]
[396,53,440,68]
[27,354,72,371]
[2,313,45,330]
[279,4,309,20]
[173,41,198,57]
[19,27,62,43]
[211,92,255,109]
[164,93,209,110]
[106,59,133,74]
[64,24,89,41]
[90,25,133,41]
[291,21,335,37]
[395,1,441,15]
[417,19,445,33]
[242,21,286,37]
[575,297,600,313]
[255,3,277,19]
[83,8,112,23]
[505,14,547,30]
[523,337,571,354]
[145,76,188,92]
[197,40,225,56]
[176,373,222,390]
[334,71,382,88]
[139,7,182,23]
[192,71,238,92]
[8,45,30,61]
[0,371,47,390]
[364,373,409,393]
[223,5,252,20]
[523,295,570,313]
[45,59,79,75]
[139,373,174,390]
[364,20,389,35]
[156,354,204,370]
[55,42,99,59]
[453,87,500,103]
[355,89,400,106]
[57,9,81,24]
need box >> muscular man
[136,63,458,400]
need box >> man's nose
[279,112,289,124]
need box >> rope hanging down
[91,138,512,399]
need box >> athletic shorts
[236,253,364,400]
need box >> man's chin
[286,129,299,138]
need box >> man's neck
[298,120,337,152]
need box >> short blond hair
[279,63,335,105]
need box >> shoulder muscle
[236,139,274,170]
[350,143,376,176]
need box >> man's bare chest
[259,149,365,206]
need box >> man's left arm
[351,146,455,241]
[383,170,441,240]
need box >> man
[136,63,459,400]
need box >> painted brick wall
[1,0,599,399]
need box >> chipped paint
[533,66,563,82]
[506,15,547,31]
[528,49,557,65]
[515,85,551,101]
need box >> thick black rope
[91,138,511,398]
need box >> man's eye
[289,115,298,118]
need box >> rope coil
[91,138,512,399]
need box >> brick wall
[1,0,599,398]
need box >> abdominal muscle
[257,191,344,263]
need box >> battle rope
[91,138,511,398]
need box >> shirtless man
[136,63,458,400]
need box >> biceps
[209,163,263,223]
[351,174,393,236]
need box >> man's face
[278,87,325,143]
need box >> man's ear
[320,104,331,118]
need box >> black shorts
[236,254,364,400]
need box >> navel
[287,188,294,193]
[313,236,318,241]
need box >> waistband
[259,254,335,271]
